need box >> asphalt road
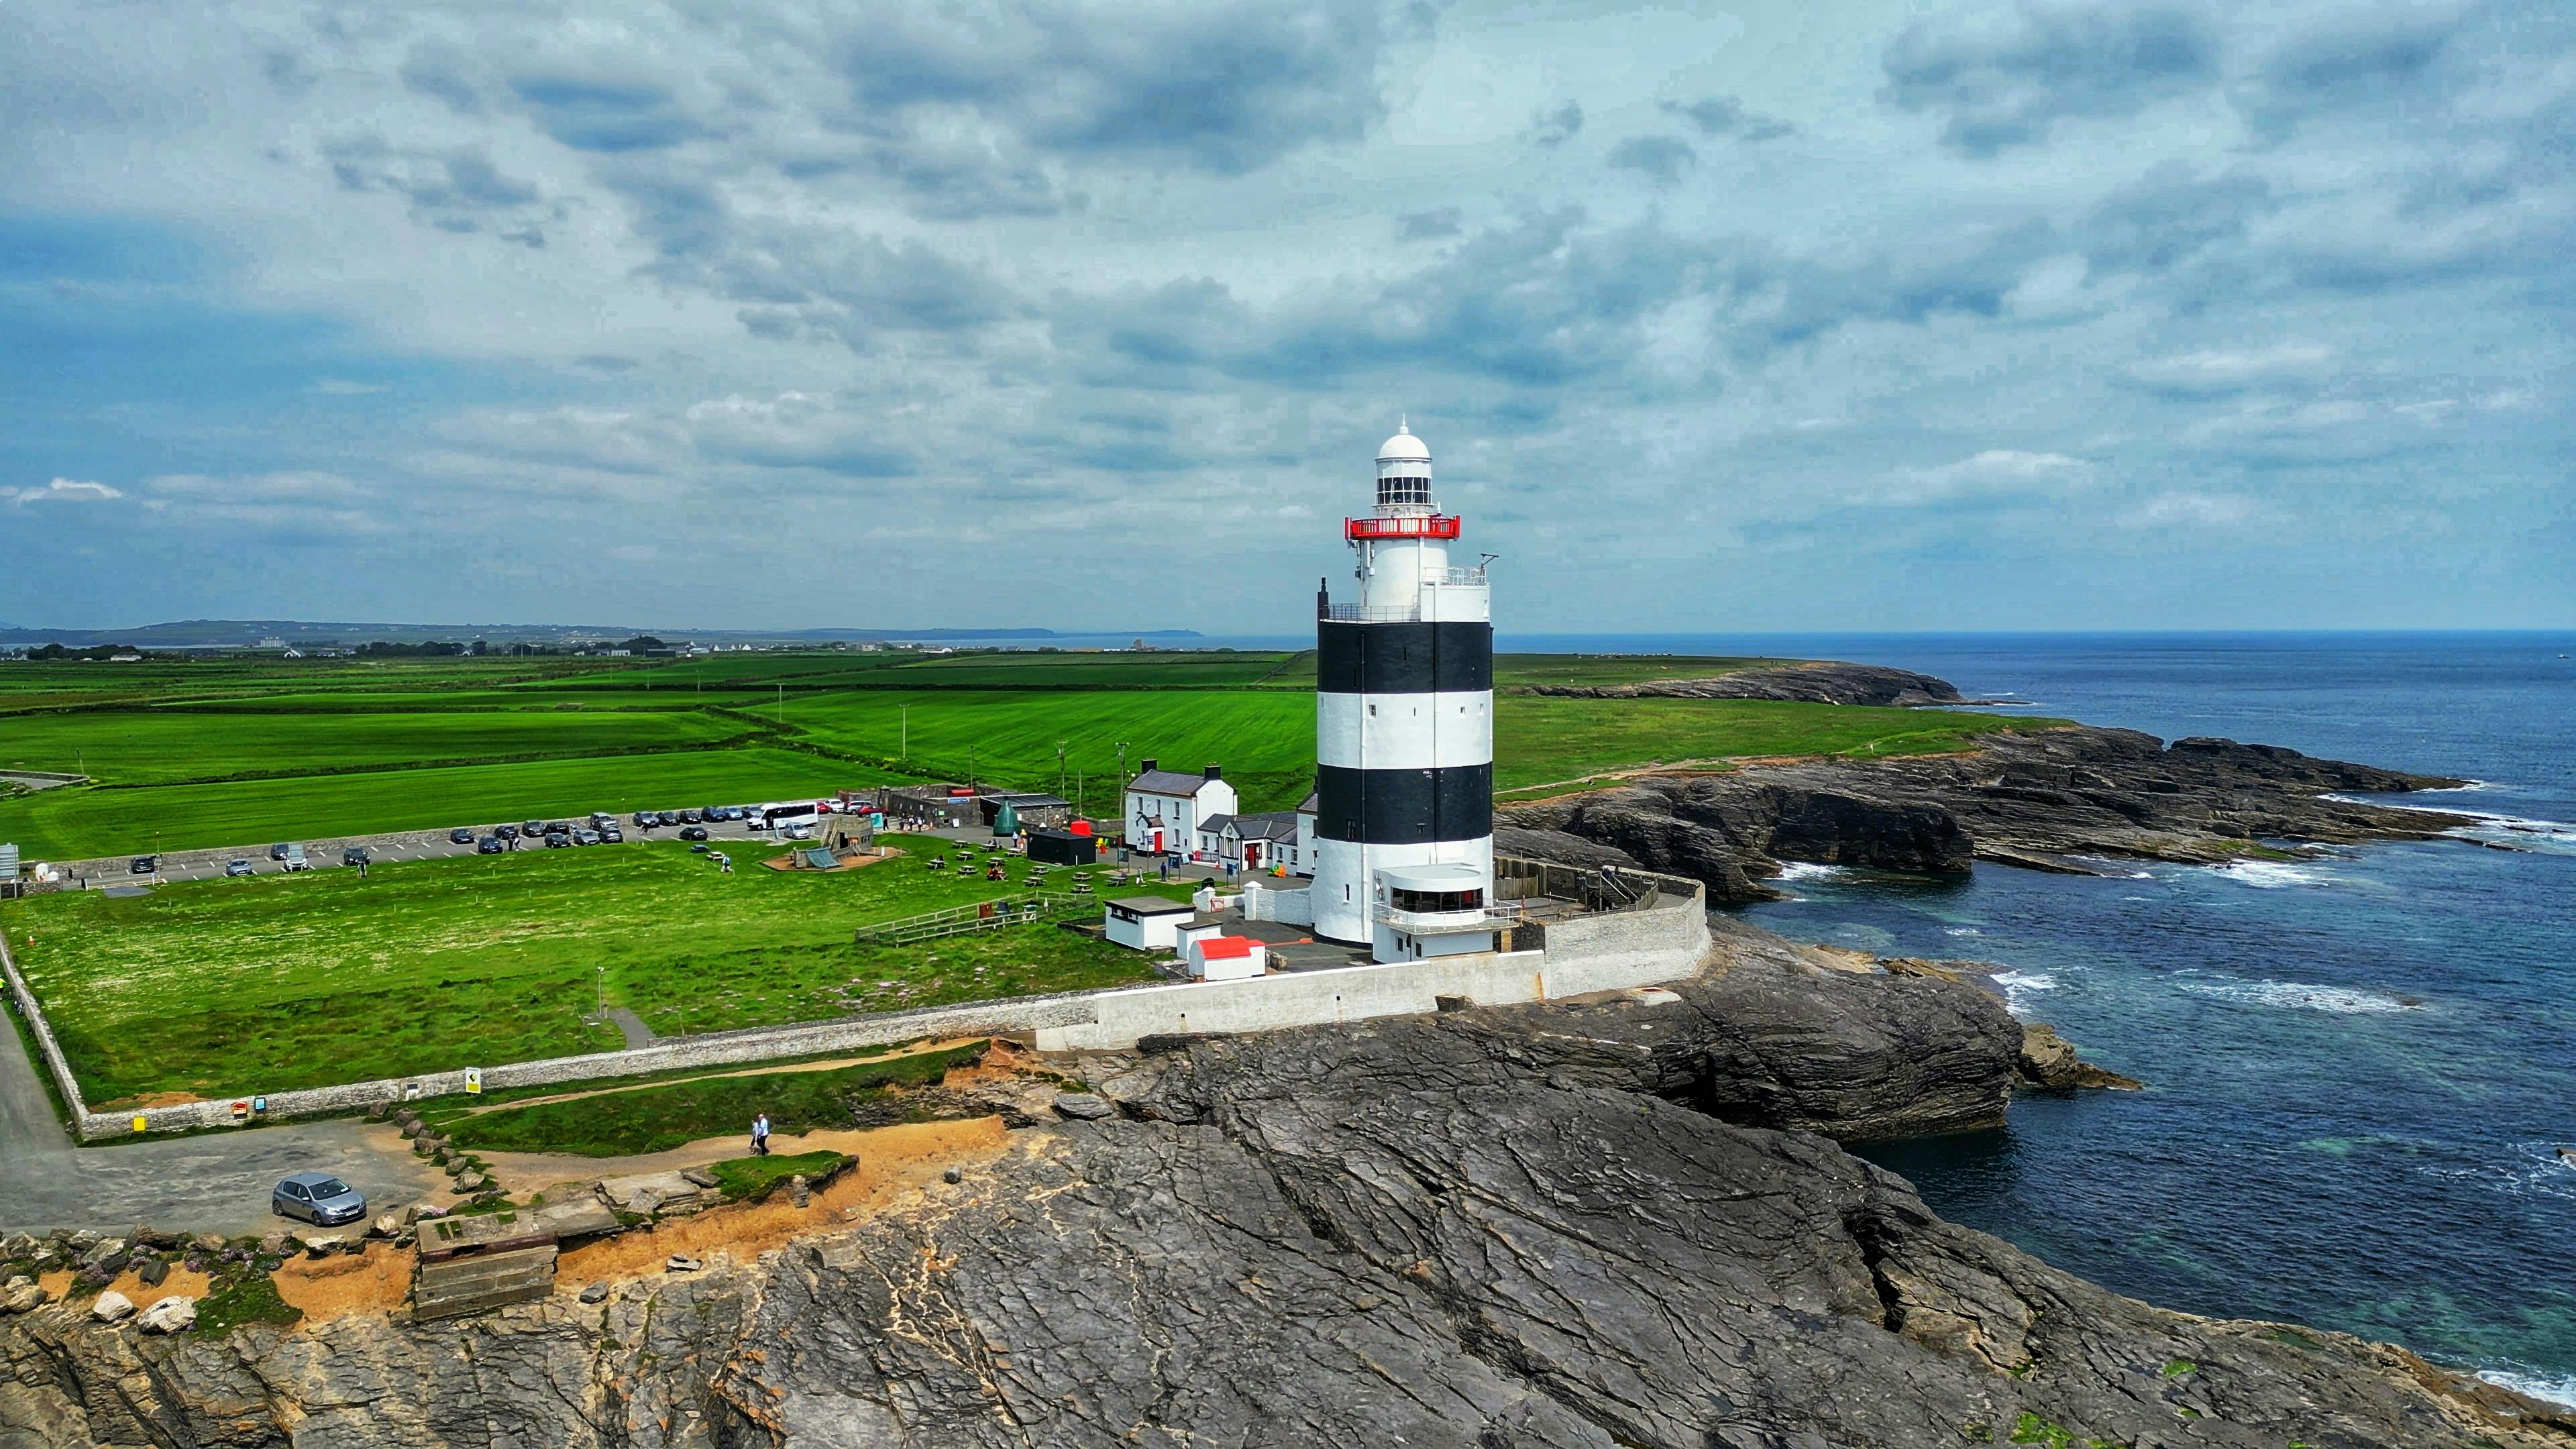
[0,1005,446,1234]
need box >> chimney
[1138,758,1157,773]
[1203,765,1224,781]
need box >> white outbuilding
[1104,896,1195,951]
[1187,934,1267,981]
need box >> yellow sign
[130,1115,148,1134]
[463,1067,483,1095]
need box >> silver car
[272,1171,368,1226]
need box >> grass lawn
[782,688,1321,812]
[438,1044,987,1156]
[1491,698,2059,797]
[708,1150,851,1201]
[0,708,755,786]
[0,747,894,860]
[0,837,1167,1104]
[1493,653,1806,688]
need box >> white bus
[759,800,823,834]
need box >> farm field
[0,748,888,859]
[0,837,1177,1105]
[0,708,757,786]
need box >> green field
[0,837,1174,1104]
[0,708,754,786]
[0,749,897,861]
[438,1044,988,1157]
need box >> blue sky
[2,0,2569,633]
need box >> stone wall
[0,926,87,1141]
[1240,881,1315,926]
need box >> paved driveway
[0,1008,445,1236]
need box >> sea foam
[2477,1366,2576,1410]
[2212,860,2338,889]
[1990,969,2058,1016]
[2171,973,2413,1015]
[1773,861,1849,881]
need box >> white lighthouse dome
[1376,421,1432,470]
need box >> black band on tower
[1316,621,1493,694]
[1312,763,1493,845]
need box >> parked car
[543,820,571,836]
[543,832,571,848]
[598,824,625,843]
[129,855,156,874]
[495,824,521,841]
[272,1172,366,1227]
[679,825,710,841]
[341,847,371,867]
[522,820,547,835]
[268,843,291,861]
[591,812,617,828]
[572,829,600,846]
[477,836,506,854]
[281,844,309,871]
[631,811,656,828]
[782,824,813,841]
[224,859,255,877]
[678,809,702,824]
[448,827,476,845]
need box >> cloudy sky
[3,0,2569,633]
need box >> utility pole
[1115,741,1128,787]
[1056,741,1068,797]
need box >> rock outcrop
[3,950,2566,1449]
[1505,724,2471,900]
[1526,661,1969,706]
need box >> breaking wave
[2477,1365,2576,1410]
[1773,861,1849,881]
[2212,860,2339,889]
[2171,973,2416,1015]
[1990,969,2057,1016]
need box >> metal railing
[1431,568,1487,586]
[853,894,1085,946]
[1320,603,1422,622]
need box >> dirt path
[478,1109,997,1195]
[443,1035,986,1119]
[553,1118,1010,1289]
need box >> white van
[281,843,310,871]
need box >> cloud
[322,135,561,246]
[2123,490,2255,527]
[2123,341,2336,396]
[311,378,388,395]
[10,478,123,504]
[1397,207,1463,241]
[1881,450,2095,503]
[1658,95,1796,142]
[1526,101,1584,149]
[1882,1,2222,156]
[1609,136,1697,184]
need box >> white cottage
[1124,761,1237,859]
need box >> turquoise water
[1661,633,2576,1405]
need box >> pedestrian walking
[751,1112,771,1157]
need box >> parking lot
[42,804,853,890]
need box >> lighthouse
[1311,422,1497,957]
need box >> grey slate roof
[1195,812,1238,835]
[1235,811,1301,843]
[1130,769,1216,795]
[1297,791,1319,814]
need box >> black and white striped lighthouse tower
[1311,422,1495,952]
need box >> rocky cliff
[1503,723,2473,901]
[3,943,2566,1449]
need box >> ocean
[1549,632,2576,1408]
[995,628,2576,1399]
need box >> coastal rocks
[133,1297,194,1336]
[1503,723,2472,901]
[1050,1091,1114,1120]
[2018,1023,2144,1091]
[1525,661,1968,707]
[0,950,2561,1448]
[1,1283,45,1316]
[87,1292,132,1325]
